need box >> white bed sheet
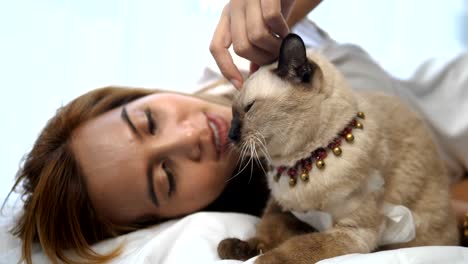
[1,210,467,264]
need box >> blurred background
[0,0,467,203]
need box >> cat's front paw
[217,238,258,261]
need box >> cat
[217,34,459,264]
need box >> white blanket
[1,211,467,264]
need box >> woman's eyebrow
[147,159,159,207]
[121,106,141,138]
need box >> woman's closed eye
[162,161,176,197]
[144,108,157,135]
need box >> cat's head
[229,34,358,164]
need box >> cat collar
[271,111,365,187]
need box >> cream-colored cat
[217,34,459,264]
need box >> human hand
[210,0,296,89]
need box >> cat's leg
[255,196,383,264]
[217,198,314,260]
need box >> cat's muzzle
[228,111,242,143]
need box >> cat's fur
[218,34,459,264]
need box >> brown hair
[3,84,269,264]
[4,86,155,264]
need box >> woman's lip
[206,113,229,159]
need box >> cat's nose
[228,110,242,143]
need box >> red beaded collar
[270,111,365,187]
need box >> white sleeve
[406,53,468,180]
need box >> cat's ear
[275,33,315,83]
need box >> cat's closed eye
[244,100,255,113]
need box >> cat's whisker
[256,133,272,164]
[238,136,257,184]
[227,158,250,182]
[238,140,253,169]
[257,147,271,174]
[237,141,248,166]
[249,133,272,184]
[251,135,268,166]
[247,137,257,184]
[227,142,248,182]
[252,136,268,177]
[227,139,255,182]
[226,134,270,184]
[249,133,271,174]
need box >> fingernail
[230,79,242,89]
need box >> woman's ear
[275,33,315,83]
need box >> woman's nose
[179,122,202,161]
[154,120,202,162]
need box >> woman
[4,85,270,264]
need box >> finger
[230,0,276,66]
[209,4,243,89]
[260,0,290,37]
[245,0,282,55]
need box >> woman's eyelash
[162,161,176,197]
[144,108,156,135]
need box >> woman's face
[71,92,237,224]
